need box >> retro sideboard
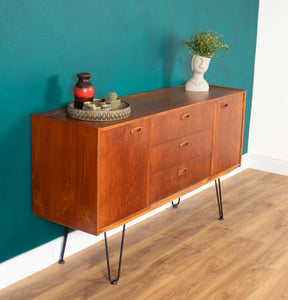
[31,85,245,284]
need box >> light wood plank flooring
[1,169,288,300]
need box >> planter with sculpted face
[183,28,229,92]
[185,54,211,91]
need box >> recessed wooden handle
[221,103,229,109]
[178,168,188,176]
[179,141,189,148]
[130,127,142,135]
[180,113,191,120]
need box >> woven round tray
[67,101,131,121]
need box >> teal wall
[0,0,259,263]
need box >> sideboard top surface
[35,85,245,129]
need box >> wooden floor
[1,169,288,300]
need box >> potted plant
[183,27,229,91]
[105,91,121,110]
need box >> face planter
[185,55,211,92]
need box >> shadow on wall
[45,76,62,110]
[161,35,190,87]
[0,115,63,262]
[161,35,181,87]
[45,74,79,110]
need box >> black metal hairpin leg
[104,224,126,285]
[215,178,224,220]
[58,226,69,264]
[171,197,181,208]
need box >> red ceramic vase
[74,73,95,109]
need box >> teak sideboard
[31,85,245,283]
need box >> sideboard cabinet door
[98,119,149,230]
[212,94,245,175]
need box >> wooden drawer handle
[179,141,189,148]
[221,103,229,109]
[178,168,188,176]
[180,113,191,120]
[130,127,142,135]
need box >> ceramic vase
[74,73,95,109]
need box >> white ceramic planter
[185,54,211,91]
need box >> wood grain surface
[31,85,245,235]
[3,169,288,300]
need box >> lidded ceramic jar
[74,73,95,109]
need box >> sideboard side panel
[31,115,99,234]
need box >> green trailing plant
[183,27,229,58]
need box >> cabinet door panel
[99,119,149,229]
[212,95,245,175]
[150,155,211,204]
[150,102,214,146]
[150,129,213,175]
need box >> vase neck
[77,73,91,81]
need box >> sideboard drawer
[149,155,211,204]
[150,128,213,175]
[150,102,214,146]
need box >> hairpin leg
[58,226,69,264]
[104,224,126,285]
[171,197,181,208]
[215,178,224,220]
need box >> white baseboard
[0,203,175,290]
[0,152,272,290]
[0,231,102,290]
[247,153,288,176]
